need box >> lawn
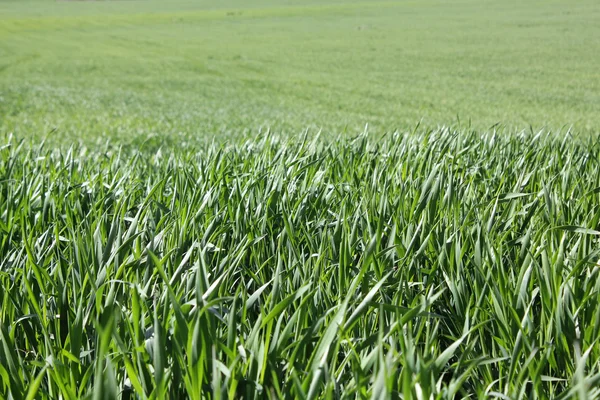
[1,0,599,142]
[1,1,600,399]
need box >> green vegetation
[2,0,600,398]
[1,131,600,398]
[1,0,600,141]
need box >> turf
[1,0,600,141]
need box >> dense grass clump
[1,129,600,399]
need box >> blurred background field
[1,0,599,144]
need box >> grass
[2,0,600,398]
[1,129,600,398]
[1,0,600,141]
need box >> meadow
[1,0,600,140]
[1,0,600,399]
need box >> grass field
[2,0,600,399]
[1,0,600,141]
[2,131,600,399]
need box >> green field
[2,131,600,399]
[1,0,600,141]
[2,0,600,399]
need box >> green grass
[1,130,600,398]
[1,0,600,141]
[2,0,600,398]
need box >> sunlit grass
[1,129,600,398]
[2,0,600,138]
